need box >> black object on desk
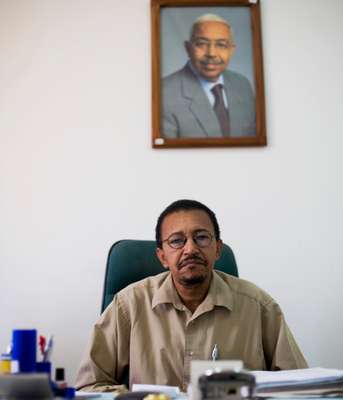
[199,370,256,400]
[0,373,54,399]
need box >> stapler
[199,369,256,400]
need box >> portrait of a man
[160,11,256,139]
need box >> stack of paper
[76,392,115,399]
[131,384,181,398]
[252,368,343,396]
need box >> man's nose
[205,42,216,57]
[183,237,200,254]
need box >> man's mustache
[200,58,224,66]
[178,255,207,269]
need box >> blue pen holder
[36,361,52,377]
[12,329,37,372]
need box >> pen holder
[36,361,52,378]
[12,329,37,372]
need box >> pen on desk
[43,335,53,362]
[6,342,12,356]
[211,344,219,361]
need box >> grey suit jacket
[161,64,256,138]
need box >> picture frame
[151,0,266,148]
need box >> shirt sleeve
[75,294,130,393]
[261,300,308,370]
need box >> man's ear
[215,239,223,260]
[156,247,168,269]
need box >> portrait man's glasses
[162,230,214,249]
[192,39,235,50]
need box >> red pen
[39,335,46,358]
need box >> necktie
[211,84,230,136]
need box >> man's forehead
[161,209,214,234]
[192,21,232,39]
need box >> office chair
[101,239,238,313]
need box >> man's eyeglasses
[162,231,214,249]
[192,38,235,50]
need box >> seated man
[76,200,307,393]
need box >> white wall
[0,0,342,384]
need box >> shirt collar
[152,273,184,310]
[152,270,234,313]
[199,270,234,314]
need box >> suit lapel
[223,72,243,127]
[180,65,222,137]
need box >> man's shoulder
[214,270,275,308]
[117,271,170,300]
[162,64,195,87]
[223,69,249,81]
[101,273,170,324]
[222,69,253,90]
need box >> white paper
[76,392,115,399]
[132,384,180,398]
[252,367,343,386]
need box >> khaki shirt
[76,271,307,393]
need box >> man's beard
[179,274,207,288]
[177,255,208,287]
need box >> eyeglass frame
[190,38,236,51]
[161,230,215,250]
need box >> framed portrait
[151,0,266,148]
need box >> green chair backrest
[101,239,238,312]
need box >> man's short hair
[155,199,221,248]
[189,13,234,41]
